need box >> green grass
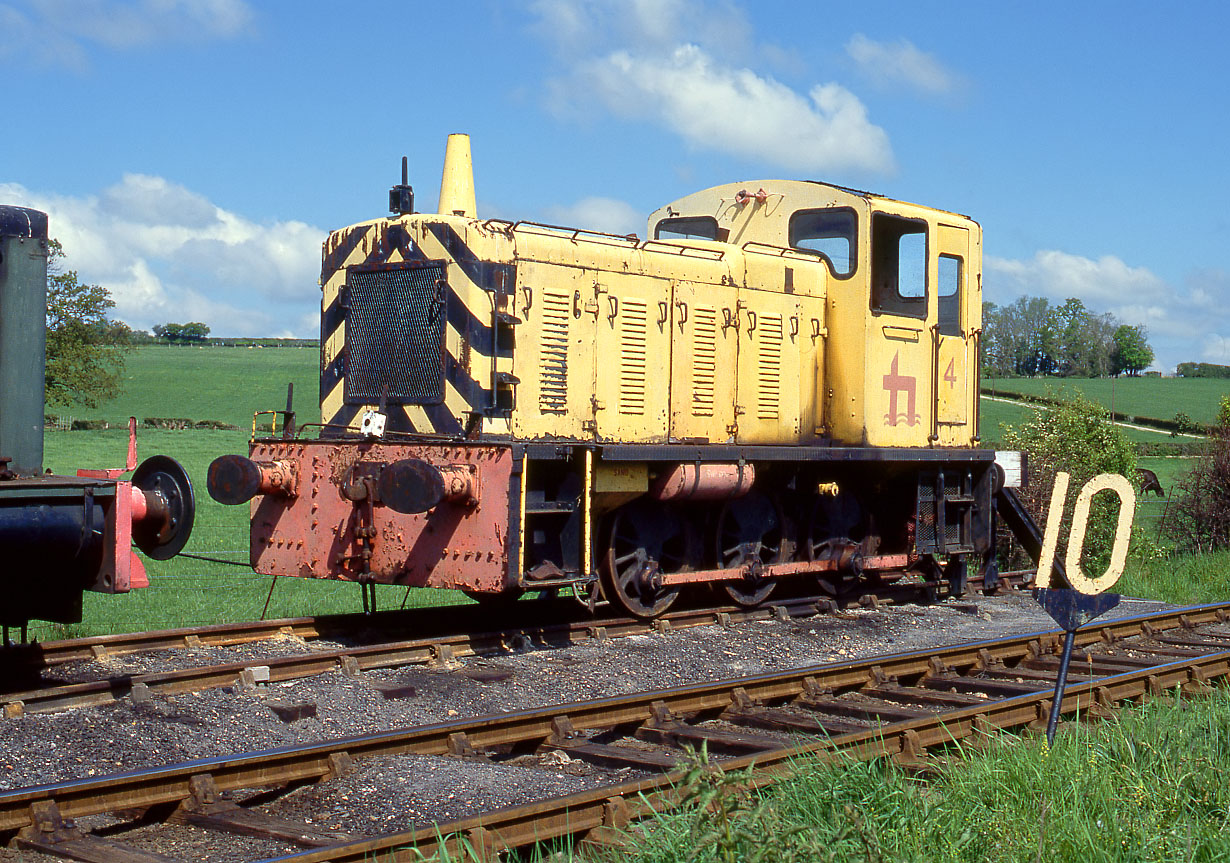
[567,688,1230,863]
[1137,455,1196,494]
[981,390,1191,448]
[48,344,320,430]
[976,397,1032,447]
[984,376,1230,426]
[1119,550,1230,607]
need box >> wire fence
[1136,494,1173,541]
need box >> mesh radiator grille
[345,264,446,404]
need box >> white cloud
[570,44,893,175]
[530,0,751,58]
[846,34,959,96]
[0,0,253,67]
[543,196,643,235]
[984,249,1221,373]
[0,3,87,68]
[534,1,892,176]
[0,176,323,337]
[987,250,1168,309]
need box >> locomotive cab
[649,181,983,450]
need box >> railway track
[3,601,1228,862]
[2,573,1027,717]
[5,571,1032,671]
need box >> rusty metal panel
[247,440,513,592]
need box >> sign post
[1031,472,1135,744]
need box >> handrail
[510,220,640,246]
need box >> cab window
[938,254,962,336]
[656,216,722,241]
[871,213,927,319]
[789,208,857,278]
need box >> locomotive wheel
[809,539,862,596]
[806,494,864,593]
[715,490,784,607]
[601,501,692,619]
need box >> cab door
[934,224,973,443]
[866,212,933,447]
[669,279,739,443]
[735,288,802,444]
[592,272,672,442]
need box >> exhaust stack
[437,133,476,218]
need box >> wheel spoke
[715,491,782,607]
[601,503,686,619]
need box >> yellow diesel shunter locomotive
[209,135,995,617]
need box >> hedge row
[140,339,319,348]
[44,416,238,431]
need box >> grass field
[984,375,1230,426]
[49,345,321,430]
[980,392,1198,449]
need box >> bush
[1000,391,1137,575]
[1165,433,1230,554]
[1170,411,1199,436]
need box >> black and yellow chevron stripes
[319,218,514,437]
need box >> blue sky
[2,0,1226,372]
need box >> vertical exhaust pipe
[437,133,476,218]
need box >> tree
[1049,297,1116,378]
[179,321,211,342]
[1110,324,1154,376]
[45,240,129,408]
[154,321,210,343]
[981,296,1057,377]
[982,293,1147,380]
[1167,404,1230,553]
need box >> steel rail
[270,641,1230,863]
[1,583,970,716]
[3,570,1030,673]
[2,603,575,668]
[2,600,1226,840]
